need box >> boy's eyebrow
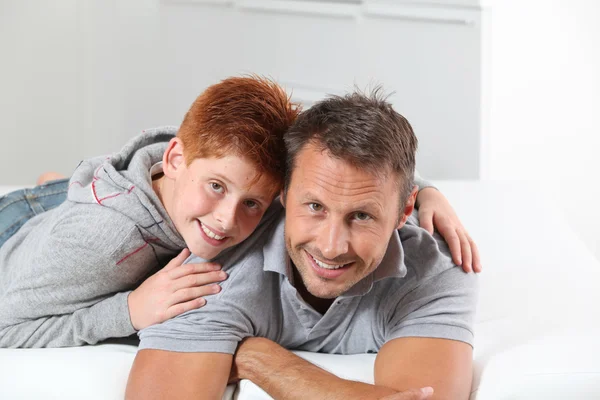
[212,172,234,186]
[212,172,270,203]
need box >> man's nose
[318,219,349,260]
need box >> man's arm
[126,350,232,400]
[231,337,434,400]
[375,337,473,400]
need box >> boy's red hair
[178,76,300,190]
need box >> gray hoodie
[0,127,186,348]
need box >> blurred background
[1,0,599,261]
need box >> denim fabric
[0,178,69,248]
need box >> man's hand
[416,187,481,273]
[127,248,227,330]
[381,388,434,400]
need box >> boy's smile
[198,220,230,246]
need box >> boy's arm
[0,292,135,348]
[0,210,145,347]
[126,350,233,400]
[412,170,481,273]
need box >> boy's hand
[417,187,482,273]
[127,248,226,330]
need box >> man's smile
[304,250,353,279]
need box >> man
[126,90,478,400]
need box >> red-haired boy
[0,76,298,348]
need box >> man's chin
[305,281,348,300]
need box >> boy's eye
[244,200,259,209]
[308,203,323,212]
[354,212,371,221]
[210,182,224,193]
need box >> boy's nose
[214,202,237,232]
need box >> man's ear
[396,185,419,229]
[162,137,186,179]
[279,189,286,208]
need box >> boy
[0,76,299,348]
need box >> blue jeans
[0,178,69,248]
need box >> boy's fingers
[439,225,462,266]
[168,262,221,280]
[172,271,227,291]
[470,236,482,272]
[458,229,472,273]
[165,297,208,320]
[418,210,435,234]
[170,285,221,307]
[162,248,191,272]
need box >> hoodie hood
[67,126,185,249]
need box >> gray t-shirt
[139,206,478,354]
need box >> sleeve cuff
[138,337,239,354]
[112,290,137,337]
[413,170,437,192]
[387,323,475,347]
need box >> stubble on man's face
[282,143,403,302]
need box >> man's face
[283,142,414,299]
[161,139,277,260]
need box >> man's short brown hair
[284,89,418,202]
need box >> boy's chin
[188,242,232,260]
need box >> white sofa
[1,181,599,399]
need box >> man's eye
[244,200,259,209]
[210,183,224,193]
[354,212,371,221]
[308,203,323,212]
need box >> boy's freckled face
[165,155,278,260]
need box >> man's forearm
[233,338,398,400]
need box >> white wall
[488,0,600,260]
[1,0,599,260]
[0,1,81,183]
[0,0,487,184]
[0,0,169,182]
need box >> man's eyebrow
[299,191,384,214]
[351,201,384,214]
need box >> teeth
[201,222,225,240]
[312,255,346,270]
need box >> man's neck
[292,266,335,315]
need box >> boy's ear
[396,185,419,229]
[162,137,186,178]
